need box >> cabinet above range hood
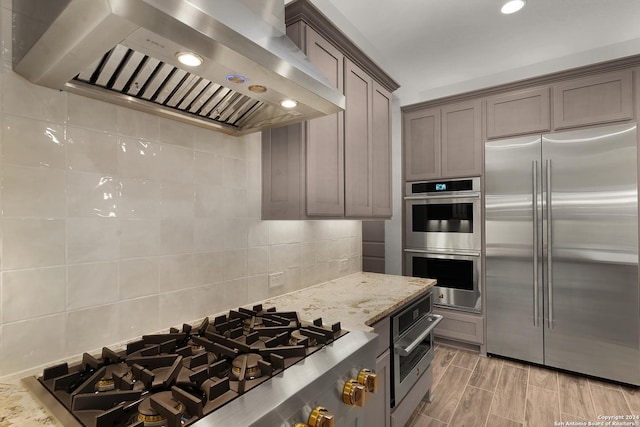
[12,0,345,136]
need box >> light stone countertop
[256,272,437,331]
[0,272,435,426]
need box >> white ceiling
[307,0,640,105]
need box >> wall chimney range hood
[12,0,345,136]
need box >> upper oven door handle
[404,192,480,200]
[394,314,443,356]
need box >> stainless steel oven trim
[404,177,481,197]
[404,193,480,200]
[405,249,482,313]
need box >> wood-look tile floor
[407,345,640,427]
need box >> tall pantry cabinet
[261,0,398,219]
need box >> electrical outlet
[339,258,349,272]
[269,272,285,288]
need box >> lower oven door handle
[394,314,443,356]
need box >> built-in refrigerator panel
[486,123,640,385]
[542,124,639,384]
[485,134,544,364]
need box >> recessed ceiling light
[501,0,525,14]
[280,99,298,109]
[175,52,203,67]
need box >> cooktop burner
[26,304,346,427]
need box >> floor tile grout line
[484,361,503,427]
[444,365,477,426]
[523,362,530,426]
[587,374,599,421]
[557,370,563,423]
[493,364,530,426]
[620,387,636,415]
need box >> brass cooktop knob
[342,379,366,407]
[357,368,379,393]
[308,406,334,427]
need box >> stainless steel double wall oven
[405,177,482,312]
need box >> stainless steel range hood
[12,0,345,136]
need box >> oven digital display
[435,183,447,191]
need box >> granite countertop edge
[0,272,435,426]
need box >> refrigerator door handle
[532,160,539,327]
[546,159,554,329]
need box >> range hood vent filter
[74,44,263,129]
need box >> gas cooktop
[24,304,354,427]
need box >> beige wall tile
[2,115,65,168]
[193,252,225,286]
[156,143,194,184]
[1,267,66,322]
[66,305,119,355]
[66,172,118,218]
[118,137,158,180]
[119,258,159,300]
[67,127,118,174]
[2,71,67,122]
[67,218,119,263]
[119,296,159,340]
[67,94,117,132]
[158,254,194,293]
[120,219,160,258]
[3,165,66,217]
[119,178,160,218]
[67,261,118,310]
[1,314,66,376]
[117,108,159,140]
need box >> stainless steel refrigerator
[485,122,640,385]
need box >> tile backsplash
[0,3,361,379]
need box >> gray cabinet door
[305,26,345,216]
[486,87,551,139]
[372,82,392,217]
[441,100,482,178]
[553,70,633,130]
[364,350,391,427]
[403,108,441,181]
[345,59,373,217]
[261,124,304,219]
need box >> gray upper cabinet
[403,107,441,181]
[485,87,551,139]
[345,60,393,217]
[441,100,482,178]
[553,70,633,130]
[372,81,393,216]
[345,59,373,217]
[305,26,345,217]
[262,1,398,220]
[403,100,481,181]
